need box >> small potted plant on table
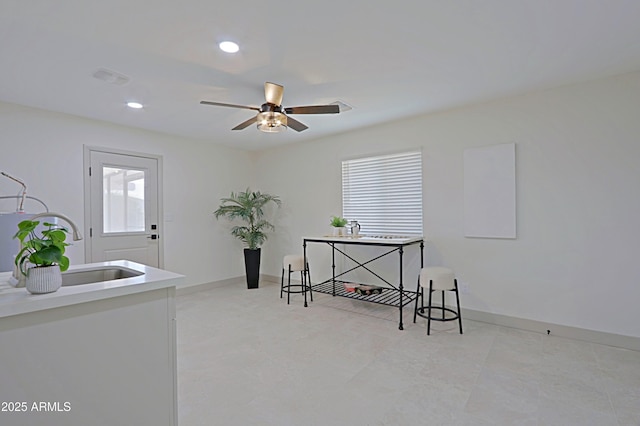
[13,220,70,294]
[330,216,348,236]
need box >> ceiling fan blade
[286,116,309,132]
[232,116,258,130]
[284,105,340,115]
[200,101,260,111]
[264,82,284,106]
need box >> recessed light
[219,41,239,53]
[126,102,143,109]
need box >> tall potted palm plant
[214,188,281,289]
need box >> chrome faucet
[8,212,83,288]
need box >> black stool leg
[442,290,446,320]
[280,268,285,299]
[287,265,292,305]
[306,262,313,302]
[454,279,463,334]
[301,270,308,307]
[427,280,434,335]
[413,276,421,323]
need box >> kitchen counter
[0,260,183,426]
[0,260,183,319]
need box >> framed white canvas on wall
[463,143,516,239]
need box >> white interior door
[86,149,161,267]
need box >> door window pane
[103,167,145,233]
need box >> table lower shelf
[312,280,418,308]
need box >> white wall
[3,70,640,339]
[0,102,253,287]
[253,71,640,339]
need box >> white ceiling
[2,1,640,150]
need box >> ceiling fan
[200,82,340,133]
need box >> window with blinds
[342,150,423,235]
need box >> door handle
[147,234,159,240]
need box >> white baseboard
[176,274,281,296]
[178,277,640,352]
[176,276,243,296]
[463,308,640,352]
[261,274,280,284]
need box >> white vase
[25,265,62,294]
[332,226,347,237]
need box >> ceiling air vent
[92,68,130,86]
[331,100,353,112]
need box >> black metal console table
[303,235,424,330]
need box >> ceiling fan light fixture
[200,81,340,133]
[257,111,287,133]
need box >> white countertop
[0,260,184,319]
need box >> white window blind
[342,150,423,235]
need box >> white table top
[304,235,423,245]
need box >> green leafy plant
[13,220,70,275]
[330,216,348,227]
[214,188,282,250]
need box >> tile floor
[177,281,640,426]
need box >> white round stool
[280,255,312,307]
[413,267,463,335]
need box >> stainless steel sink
[61,266,143,286]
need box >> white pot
[25,265,62,294]
[332,226,347,237]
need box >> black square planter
[243,248,261,289]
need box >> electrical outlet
[459,281,470,294]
